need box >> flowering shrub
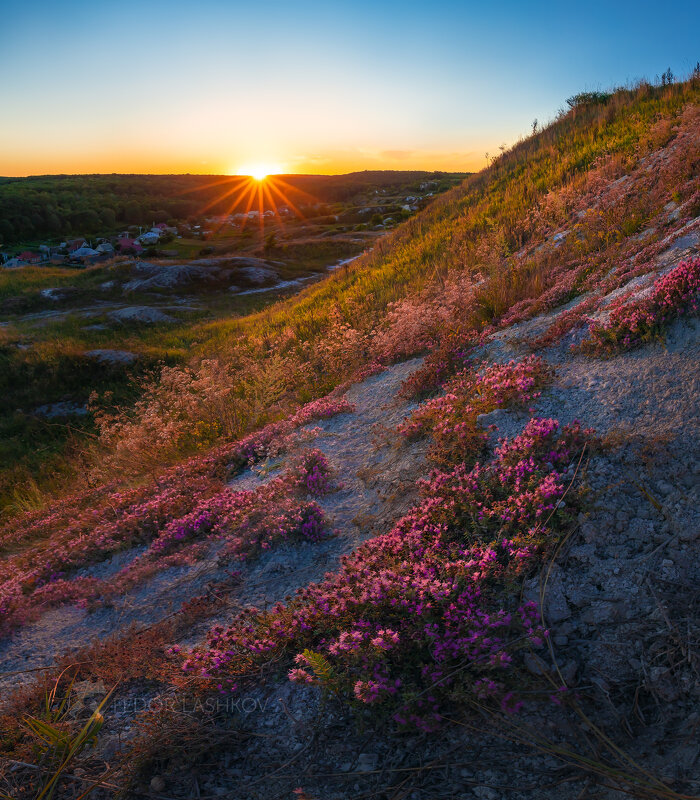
[290,449,335,496]
[398,356,553,467]
[183,417,593,728]
[225,395,354,470]
[581,257,700,354]
[398,330,481,401]
[146,449,333,562]
[0,388,348,637]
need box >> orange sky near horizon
[0,143,489,179]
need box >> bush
[566,91,612,109]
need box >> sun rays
[175,169,319,236]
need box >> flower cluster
[398,356,553,466]
[226,396,354,468]
[183,417,592,727]
[290,449,335,496]
[398,330,482,401]
[581,257,700,354]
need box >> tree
[532,118,538,135]
[124,200,143,225]
[46,212,62,233]
[0,219,15,244]
[99,207,117,228]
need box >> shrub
[581,257,700,354]
[566,91,612,109]
[398,356,554,467]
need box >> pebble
[524,652,549,676]
[357,752,378,772]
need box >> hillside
[0,170,466,509]
[0,78,699,800]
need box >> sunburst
[177,166,318,237]
[237,162,283,182]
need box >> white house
[136,231,160,245]
[71,247,100,258]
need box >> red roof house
[116,238,144,254]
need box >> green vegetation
[0,170,464,247]
[566,90,612,108]
[0,171,465,507]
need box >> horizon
[2,0,699,177]
[0,168,464,180]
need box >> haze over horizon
[2,0,698,178]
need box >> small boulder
[108,306,175,324]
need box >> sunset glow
[236,163,284,181]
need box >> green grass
[0,232,375,505]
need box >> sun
[235,161,283,181]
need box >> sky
[1,0,698,177]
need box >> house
[116,237,144,254]
[70,247,101,264]
[95,242,114,254]
[137,231,160,245]
[18,251,41,264]
[67,238,87,252]
[3,257,22,268]
[71,246,99,257]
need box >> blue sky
[1,0,698,174]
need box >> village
[0,188,434,269]
[0,210,287,268]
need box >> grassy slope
[3,80,698,512]
[1,79,699,796]
[200,81,698,356]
